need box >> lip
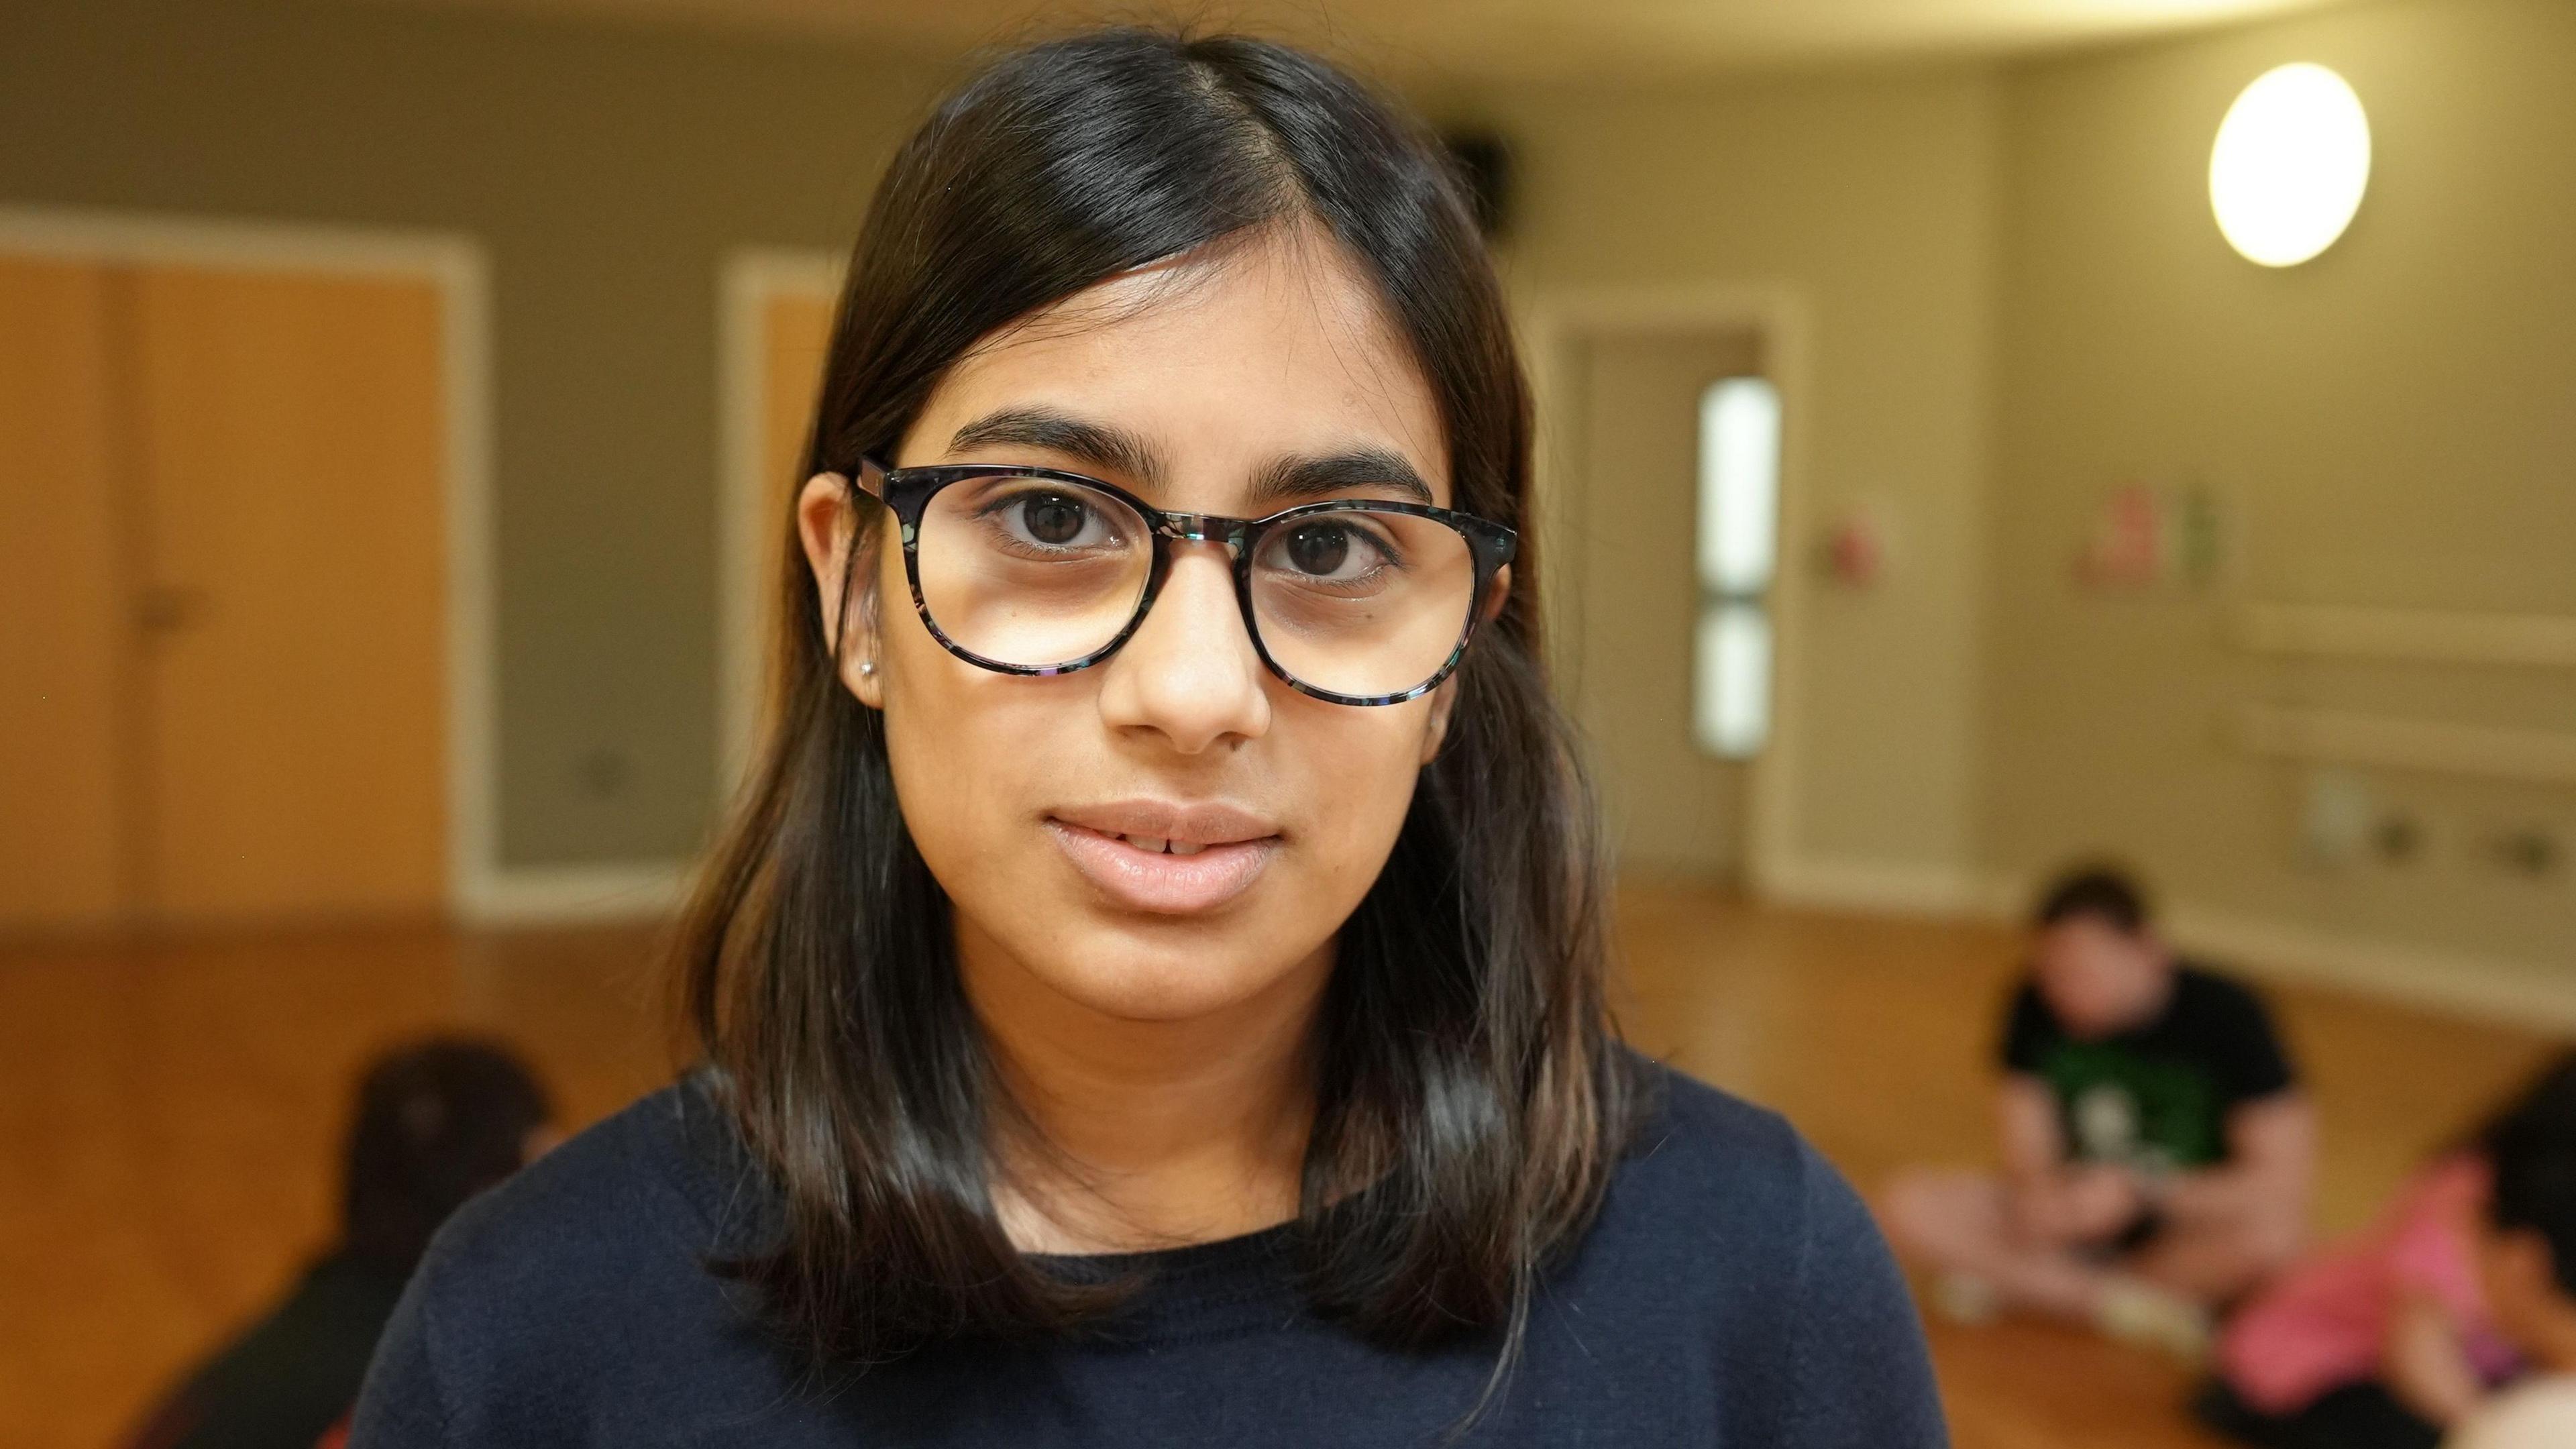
[1045,800,1283,915]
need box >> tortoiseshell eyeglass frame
[847,458,1517,707]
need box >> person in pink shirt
[2449,1063,2576,1448]
[2200,1055,2576,1449]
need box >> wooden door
[1569,329,1764,882]
[128,266,449,924]
[745,289,836,741]
[0,258,128,931]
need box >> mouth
[1102,833,1212,857]
[1044,802,1283,916]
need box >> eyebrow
[945,405,1437,509]
[1248,448,1436,508]
[947,408,1164,490]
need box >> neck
[958,921,1330,1256]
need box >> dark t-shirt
[2000,964,2296,1171]
[350,1059,1946,1447]
[126,1250,408,1449]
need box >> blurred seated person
[2453,1062,2576,1448]
[123,1038,554,1449]
[1882,866,2314,1356]
[2196,1055,2576,1449]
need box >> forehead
[2037,916,2132,954]
[900,228,1452,506]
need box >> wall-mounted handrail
[2238,704,2576,787]
[2239,604,2576,670]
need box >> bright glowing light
[2210,63,2371,267]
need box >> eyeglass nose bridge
[1150,513,1250,560]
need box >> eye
[1018,492,1091,547]
[1277,521,1391,581]
[1286,523,1350,577]
[987,489,1120,551]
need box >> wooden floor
[3,888,2562,1448]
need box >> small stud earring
[858,659,877,678]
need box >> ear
[796,472,886,708]
[1481,563,1514,624]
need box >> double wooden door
[0,253,450,932]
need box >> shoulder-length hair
[674,25,1648,1366]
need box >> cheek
[2039,972,2106,1025]
[876,619,1058,878]
[1281,702,1437,895]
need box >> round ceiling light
[2209,63,2371,267]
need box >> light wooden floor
[3,889,2561,1448]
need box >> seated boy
[121,1038,555,1449]
[1883,866,2315,1355]
[2449,1061,2576,1447]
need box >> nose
[1095,541,1271,754]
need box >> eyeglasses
[849,459,1516,706]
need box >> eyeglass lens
[910,474,1478,698]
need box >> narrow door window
[1694,376,1779,759]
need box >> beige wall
[1986,0,2576,977]
[1453,71,2001,888]
[0,0,943,869]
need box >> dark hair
[2033,865,2151,934]
[2482,1054,2576,1297]
[342,1037,553,1271]
[674,27,1647,1369]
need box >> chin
[1042,934,1299,1023]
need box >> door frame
[1519,282,1816,898]
[0,205,518,922]
[714,247,843,793]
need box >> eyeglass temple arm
[849,457,890,501]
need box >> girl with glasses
[354,28,1943,1446]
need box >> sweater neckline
[1034,1220,1312,1344]
[660,1076,1316,1346]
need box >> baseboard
[455,860,694,927]
[2163,904,2576,1034]
[1751,853,2004,918]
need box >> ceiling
[364,0,2359,80]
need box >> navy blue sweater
[352,1063,1945,1446]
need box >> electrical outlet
[2298,770,2429,871]
[2371,812,2424,866]
[2489,827,2562,880]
